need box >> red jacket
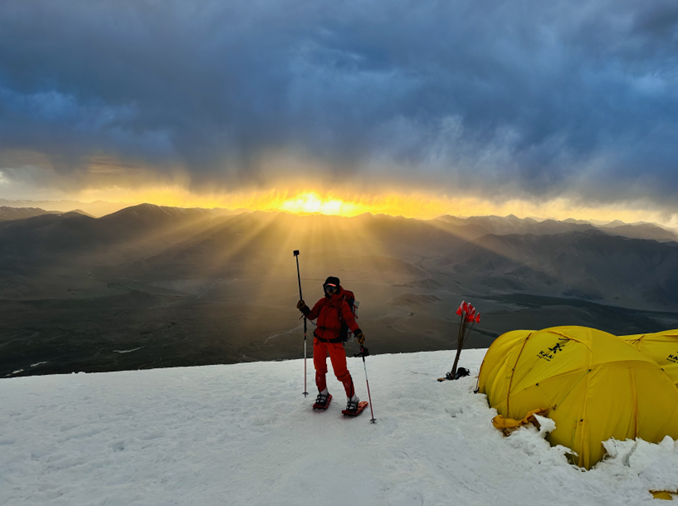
[305,286,360,342]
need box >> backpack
[338,289,359,342]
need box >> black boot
[345,396,360,413]
[313,391,332,410]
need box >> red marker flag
[445,300,481,381]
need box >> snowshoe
[342,398,368,417]
[313,392,332,410]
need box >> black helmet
[323,276,340,292]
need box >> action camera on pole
[293,250,308,396]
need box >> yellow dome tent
[618,330,678,387]
[477,326,678,469]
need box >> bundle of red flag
[456,300,481,324]
[445,300,481,380]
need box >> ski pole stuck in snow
[293,249,308,397]
[358,345,377,423]
[439,301,480,382]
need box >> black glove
[297,300,310,315]
[354,347,369,358]
[354,329,365,345]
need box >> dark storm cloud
[1,0,678,204]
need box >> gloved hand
[297,300,310,314]
[354,347,369,358]
[354,329,365,345]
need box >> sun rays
[69,182,678,230]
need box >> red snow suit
[304,286,360,397]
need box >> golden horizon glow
[70,184,678,229]
[279,193,368,216]
[5,151,677,228]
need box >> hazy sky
[1,0,677,221]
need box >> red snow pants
[313,338,355,398]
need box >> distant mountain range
[430,229,678,308]
[0,199,130,217]
[2,202,678,377]
[2,201,676,242]
[0,203,677,310]
[0,206,95,221]
[435,214,678,243]
[0,204,242,285]
[0,206,60,221]
[0,199,249,219]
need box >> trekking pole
[360,345,377,423]
[293,250,308,397]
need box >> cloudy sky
[1,0,677,222]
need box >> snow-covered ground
[1,349,677,505]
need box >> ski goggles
[324,283,338,292]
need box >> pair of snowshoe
[313,392,368,417]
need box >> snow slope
[1,349,677,505]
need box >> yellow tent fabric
[492,408,549,433]
[618,330,678,387]
[478,326,678,469]
[651,491,674,501]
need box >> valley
[1,205,677,377]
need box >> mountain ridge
[2,203,678,379]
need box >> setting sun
[279,193,367,216]
[67,183,678,228]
